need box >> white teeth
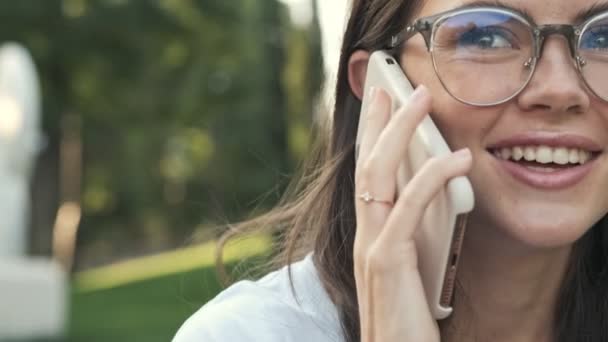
[553,147,569,165]
[512,147,524,161]
[492,145,595,165]
[580,150,590,164]
[536,146,552,164]
[524,147,536,161]
[568,149,579,164]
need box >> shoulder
[172,254,342,342]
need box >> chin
[472,200,605,250]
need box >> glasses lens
[579,15,608,100]
[431,9,534,105]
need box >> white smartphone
[355,50,475,319]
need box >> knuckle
[423,155,453,177]
[355,159,380,185]
[425,155,444,169]
[364,247,391,274]
[396,105,422,126]
[353,248,367,269]
[353,245,362,261]
[353,240,366,261]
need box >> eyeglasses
[389,6,608,106]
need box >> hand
[353,86,472,342]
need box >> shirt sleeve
[172,281,319,342]
[173,259,342,342]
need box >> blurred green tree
[0,0,322,268]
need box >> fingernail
[454,148,472,160]
[410,85,427,102]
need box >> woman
[174,0,608,341]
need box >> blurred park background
[2,0,348,341]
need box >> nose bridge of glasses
[536,25,578,58]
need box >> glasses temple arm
[388,20,432,49]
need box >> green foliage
[3,0,322,263]
[69,254,271,341]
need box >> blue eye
[581,25,608,50]
[457,27,516,49]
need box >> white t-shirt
[173,254,344,342]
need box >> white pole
[317,0,349,112]
[0,43,42,258]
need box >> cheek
[469,169,608,247]
[400,45,497,151]
[432,111,484,151]
[401,41,445,100]
[463,134,608,247]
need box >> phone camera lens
[386,58,395,65]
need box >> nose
[517,36,590,115]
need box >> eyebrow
[457,0,608,24]
[575,2,608,22]
[457,0,535,23]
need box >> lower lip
[491,153,599,190]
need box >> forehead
[418,0,607,24]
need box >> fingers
[377,148,473,252]
[352,84,463,342]
[356,85,432,195]
[366,86,431,188]
[356,87,391,165]
[354,85,433,236]
[354,88,393,242]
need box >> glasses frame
[388,6,608,106]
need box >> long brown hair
[217,0,608,341]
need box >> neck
[439,219,573,342]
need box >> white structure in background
[0,43,41,257]
[281,0,349,112]
[317,0,348,111]
[0,43,66,340]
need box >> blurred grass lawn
[68,235,272,342]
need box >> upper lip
[486,132,604,153]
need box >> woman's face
[402,0,608,247]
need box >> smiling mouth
[485,145,603,189]
[487,145,602,169]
